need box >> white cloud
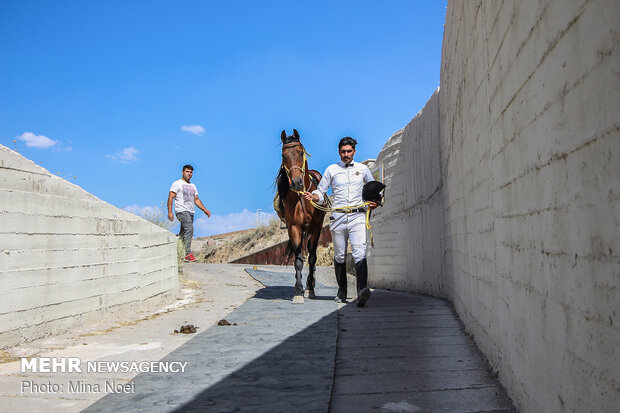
[119,147,139,162]
[123,204,159,216]
[16,132,59,148]
[194,208,278,237]
[107,146,139,163]
[181,125,205,136]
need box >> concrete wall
[368,0,619,411]
[0,145,179,348]
[441,1,619,411]
[368,90,444,295]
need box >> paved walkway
[85,268,339,412]
[84,267,515,412]
[332,291,515,412]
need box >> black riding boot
[355,258,371,307]
[334,260,348,303]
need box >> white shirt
[313,161,374,208]
[170,179,198,214]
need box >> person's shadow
[253,285,335,301]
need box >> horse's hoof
[292,295,305,304]
[306,290,316,299]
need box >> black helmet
[362,181,386,205]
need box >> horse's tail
[281,230,307,264]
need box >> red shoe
[184,253,197,262]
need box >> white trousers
[330,212,367,264]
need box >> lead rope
[283,149,376,246]
[292,191,376,247]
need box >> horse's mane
[282,136,300,145]
[275,166,289,209]
[275,135,302,210]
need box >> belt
[330,208,366,217]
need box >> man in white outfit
[303,137,377,307]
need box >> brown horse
[276,129,326,304]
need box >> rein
[281,144,309,191]
[280,142,378,245]
[281,142,311,217]
[307,198,376,246]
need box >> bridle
[281,142,309,192]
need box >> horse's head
[280,129,307,192]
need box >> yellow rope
[282,148,377,246]
[293,191,377,247]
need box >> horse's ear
[293,129,299,139]
[281,130,287,143]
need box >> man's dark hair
[182,164,194,171]
[338,136,357,150]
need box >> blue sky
[1,0,447,236]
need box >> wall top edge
[0,144,172,236]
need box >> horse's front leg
[306,239,318,299]
[292,244,305,304]
[288,223,305,304]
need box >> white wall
[441,1,619,411]
[0,145,179,348]
[368,90,444,295]
[368,0,619,411]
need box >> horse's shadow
[253,285,334,301]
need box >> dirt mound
[200,219,287,263]
[199,219,333,265]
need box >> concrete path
[0,264,516,412]
[85,267,514,412]
[84,268,339,412]
[331,290,515,412]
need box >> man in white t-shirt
[167,164,211,262]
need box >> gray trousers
[176,211,194,254]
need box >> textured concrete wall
[369,0,619,411]
[367,128,408,289]
[0,145,179,348]
[368,90,444,294]
[440,1,619,411]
